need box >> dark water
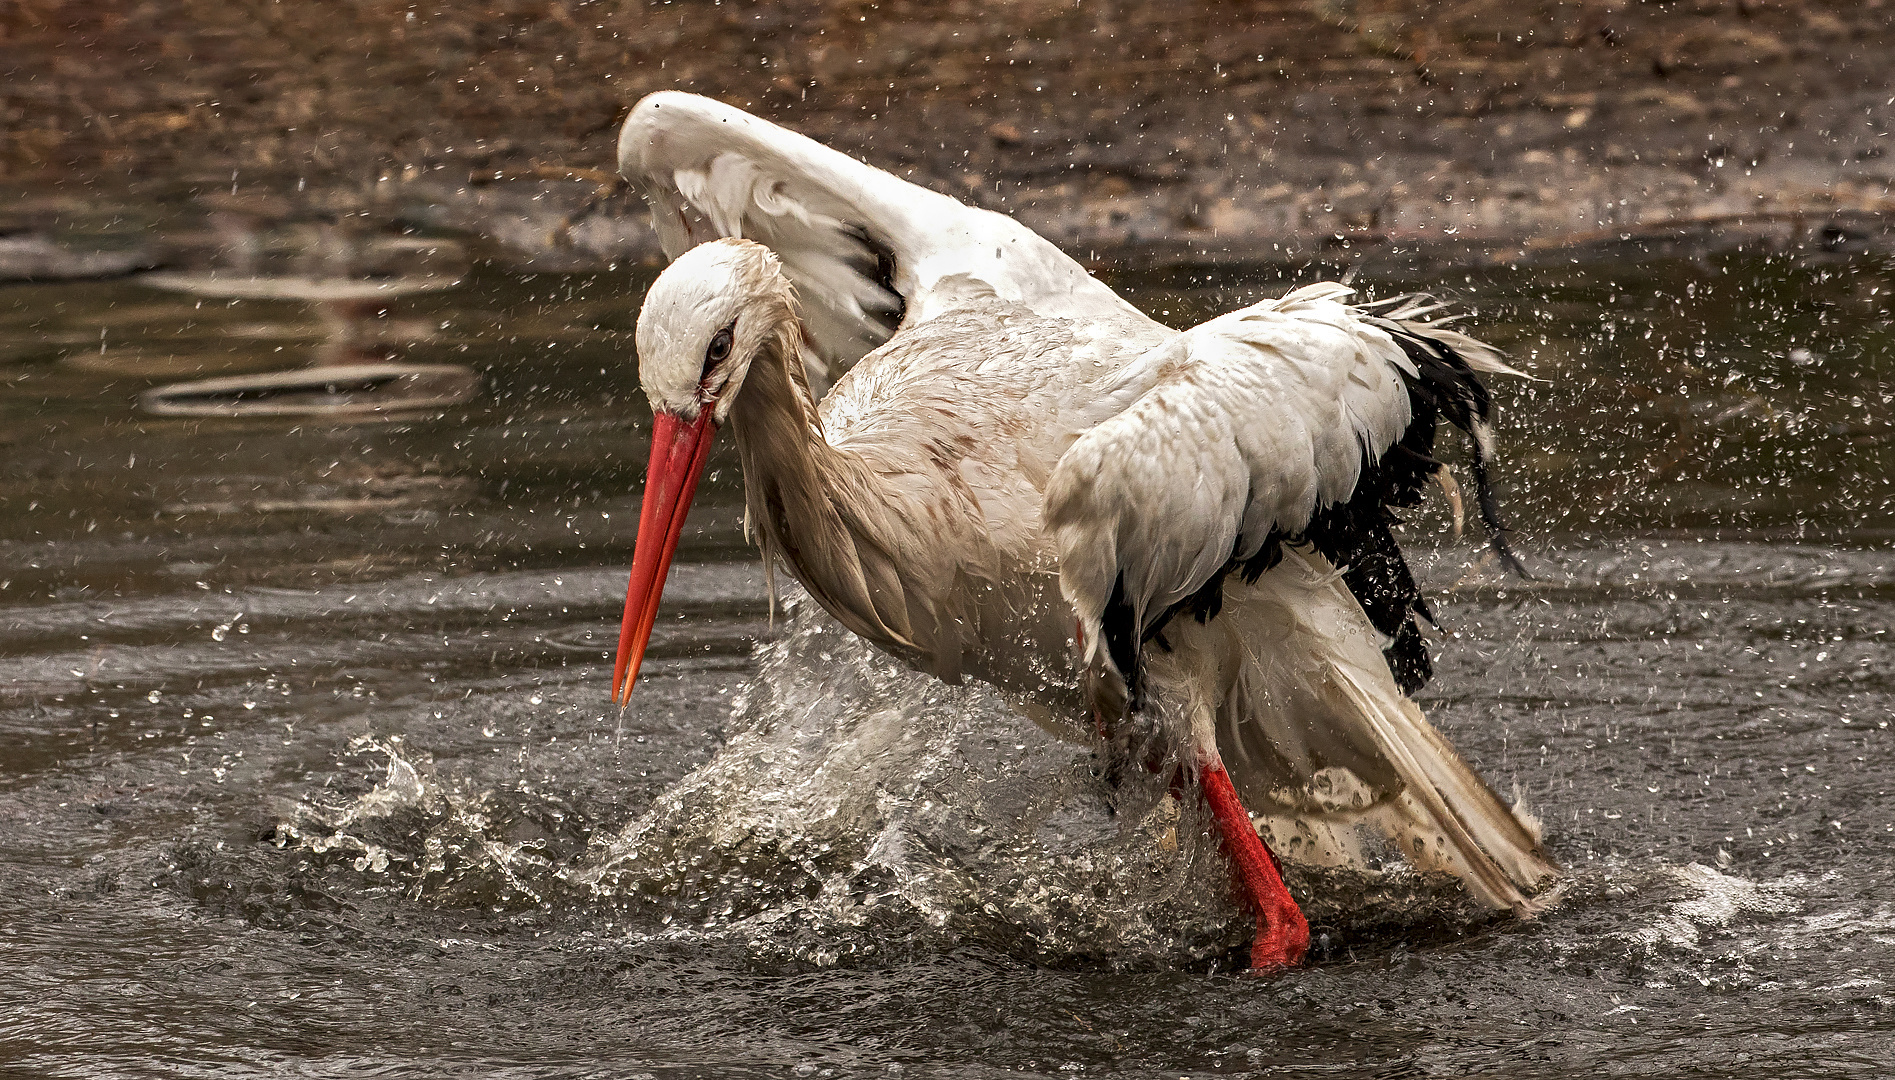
[3,250,1895,1078]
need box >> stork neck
[724,318,874,593]
[724,318,950,676]
[726,322,835,482]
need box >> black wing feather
[1103,306,1522,702]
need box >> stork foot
[1199,760,1310,972]
[1245,903,1311,973]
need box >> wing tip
[618,91,753,176]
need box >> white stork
[609,92,1558,970]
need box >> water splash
[571,593,1235,966]
[270,590,1546,967]
[275,735,569,906]
[574,591,1506,967]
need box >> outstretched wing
[618,92,1141,393]
[1044,283,1522,704]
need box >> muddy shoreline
[4,1,1893,271]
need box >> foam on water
[1627,862,1804,954]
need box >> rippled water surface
[4,250,1894,1077]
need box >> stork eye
[705,326,734,367]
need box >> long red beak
[611,408,719,705]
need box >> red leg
[1199,761,1310,972]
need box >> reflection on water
[3,250,1894,1076]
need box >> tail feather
[1331,664,1559,911]
[1166,548,1559,912]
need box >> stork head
[633,237,791,425]
[613,238,793,705]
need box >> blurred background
[5,0,1893,266]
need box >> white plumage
[612,92,1556,970]
[1052,286,1418,653]
[618,93,1146,395]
